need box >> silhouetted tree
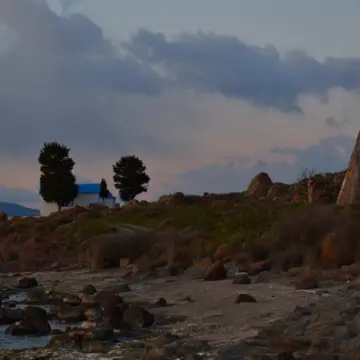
[113,155,150,202]
[38,142,78,211]
[99,178,109,203]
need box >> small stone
[63,294,81,306]
[295,274,319,290]
[154,297,167,307]
[123,305,155,328]
[84,307,103,321]
[82,340,108,353]
[82,284,97,295]
[57,307,85,322]
[117,284,131,293]
[17,276,38,289]
[232,273,251,284]
[235,293,257,304]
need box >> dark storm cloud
[1,0,360,159]
[124,30,360,112]
[0,0,163,156]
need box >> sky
[0,0,360,208]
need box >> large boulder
[122,305,154,328]
[247,172,273,198]
[6,306,50,335]
[337,131,360,204]
[23,306,51,334]
[0,307,24,325]
[266,182,290,200]
[204,260,227,281]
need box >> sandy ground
[26,269,321,351]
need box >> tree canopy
[38,142,78,211]
[113,155,150,202]
[99,178,109,203]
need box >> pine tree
[99,178,109,203]
[38,142,78,211]
[113,155,150,202]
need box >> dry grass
[3,187,360,271]
[260,204,360,269]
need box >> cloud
[0,0,360,203]
[163,134,354,196]
[124,30,360,112]
[325,116,350,129]
[0,0,163,157]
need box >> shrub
[260,204,360,269]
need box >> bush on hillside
[83,230,159,269]
[259,205,360,270]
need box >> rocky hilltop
[0,167,353,275]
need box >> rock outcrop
[247,172,273,197]
[337,131,360,205]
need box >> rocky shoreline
[1,265,347,360]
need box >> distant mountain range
[0,202,40,217]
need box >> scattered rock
[81,294,99,309]
[235,293,257,304]
[230,281,360,358]
[154,297,167,307]
[232,273,251,284]
[82,340,109,353]
[122,305,155,328]
[103,302,128,329]
[84,307,103,321]
[116,283,131,293]
[0,306,24,325]
[248,260,271,276]
[25,287,49,304]
[57,307,85,322]
[24,306,51,334]
[82,284,97,295]
[204,261,227,281]
[83,324,113,341]
[295,273,319,290]
[63,294,82,306]
[17,276,38,289]
[6,306,50,335]
[95,290,123,307]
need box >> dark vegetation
[113,155,150,202]
[38,141,151,206]
[2,168,359,274]
[38,142,78,211]
[0,140,354,273]
[99,178,109,203]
